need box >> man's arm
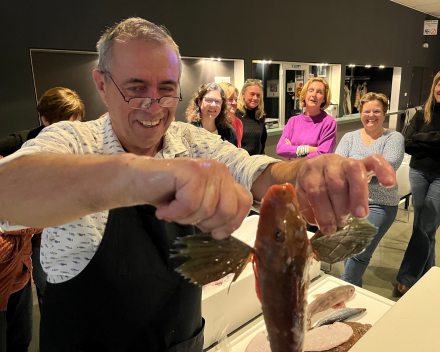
[0,153,251,239]
[251,154,396,235]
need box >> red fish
[172,183,376,352]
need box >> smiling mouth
[140,119,161,128]
[367,119,378,123]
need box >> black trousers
[0,280,33,352]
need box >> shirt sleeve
[306,118,337,158]
[404,111,429,158]
[260,121,267,154]
[383,132,405,171]
[276,119,299,159]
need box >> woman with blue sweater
[336,92,404,287]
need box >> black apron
[40,205,204,352]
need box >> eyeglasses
[106,73,182,109]
[204,98,222,106]
[362,110,383,116]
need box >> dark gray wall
[31,51,106,122]
[1,0,440,137]
[30,50,234,123]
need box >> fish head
[344,285,356,300]
[254,183,310,273]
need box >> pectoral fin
[310,216,377,264]
[171,235,253,286]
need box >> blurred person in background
[0,86,85,313]
[236,79,266,155]
[186,82,237,146]
[219,82,243,147]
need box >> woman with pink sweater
[277,77,337,159]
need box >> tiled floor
[28,204,440,351]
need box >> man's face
[93,39,180,156]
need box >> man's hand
[251,154,395,236]
[294,154,395,235]
[129,158,252,239]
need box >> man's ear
[92,69,108,106]
[40,116,50,127]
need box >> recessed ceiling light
[365,65,371,68]
[217,58,221,62]
[379,65,385,68]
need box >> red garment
[0,227,42,311]
[231,115,243,148]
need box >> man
[0,18,395,352]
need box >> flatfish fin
[310,216,377,264]
[171,235,253,286]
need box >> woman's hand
[285,138,292,145]
[308,146,318,154]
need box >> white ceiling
[391,0,440,17]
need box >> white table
[351,266,440,351]
[206,275,394,351]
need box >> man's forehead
[112,39,179,78]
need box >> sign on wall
[424,20,438,35]
[215,76,231,83]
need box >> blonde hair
[38,87,85,124]
[423,71,440,124]
[237,79,265,120]
[358,92,388,114]
[185,82,231,129]
[300,77,331,110]
[218,82,238,100]
[96,17,182,78]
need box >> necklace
[363,129,385,146]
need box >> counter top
[350,266,440,351]
[265,110,405,136]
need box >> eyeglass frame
[203,97,222,106]
[362,109,384,116]
[104,71,182,109]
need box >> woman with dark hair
[186,82,237,146]
[395,71,440,296]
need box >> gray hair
[96,17,182,79]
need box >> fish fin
[332,302,346,309]
[172,235,253,286]
[252,255,261,301]
[311,216,377,264]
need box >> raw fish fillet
[304,322,353,351]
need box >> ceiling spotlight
[262,60,267,64]
[349,64,355,67]
[268,60,272,64]
[379,65,385,68]
[210,57,215,61]
[217,58,221,62]
[365,65,371,68]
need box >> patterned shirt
[0,116,277,283]
[335,129,404,206]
